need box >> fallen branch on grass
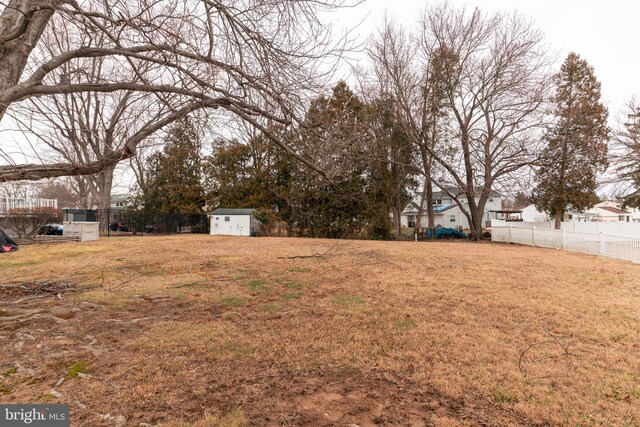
[277,240,349,260]
[278,241,403,269]
[351,249,403,269]
[97,263,146,293]
[518,323,579,377]
[0,281,90,300]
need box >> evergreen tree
[533,53,609,229]
[286,82,370,238]
[205,132,293,215]
[364,94,414,239]
[141,117,205,214]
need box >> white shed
[210,208,262,236]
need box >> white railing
[492,225,640,264]
[0,197,58,214]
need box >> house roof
[418,188,502,198]
[401,201,420,214]
[599,206,630,215]
[211,208,256,216]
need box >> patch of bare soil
[0,289,531,427]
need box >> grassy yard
[1,235,639,426]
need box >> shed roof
[211,208,256,216]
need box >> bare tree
[0,0,357,182]
[613,98,640,207]
[369,5,551,240]
[37,177,84,208]
[8,16,177,209]
[0,179,38,199]
[369,18,454,237]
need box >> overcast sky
[339,0,639,117]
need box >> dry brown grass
[1,235,640,426]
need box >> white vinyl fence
[492,225,640,264]
[491,219,640,238]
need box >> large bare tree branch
[0,0,359,182]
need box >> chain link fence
[63,209,209,236]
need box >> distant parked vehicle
[38,223,64,236]
[109,222,129,232]
[144,224,157,233]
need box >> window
[224,216,230,222]
[449,215,456,222]
[489,197,494,202]
[215,217,219,220]
[619,215,625,221]
[433,199,443,205]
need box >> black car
[109,222,129,232]
[38,224,64,236]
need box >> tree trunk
[425,179,434,237]
[554,205,563,230]
[465,190,487,241]
[93,164,114,233]
[96,165,115,211]
[469,208,484,240]
[414,183,428,240]
[391,201,401,237]
[0,0,56,121]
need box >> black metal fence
[63,209,209,236]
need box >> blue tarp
[427,227,468,239]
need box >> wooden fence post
[561,229,566,250]
[599,232,606,256]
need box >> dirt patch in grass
[1,235,640,426]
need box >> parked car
[144,224,157,233]
[38,223,64,236]
[109,222,129,232]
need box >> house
[518,204,582,222]
[517,201,634,224]
[400,189,502,230]
[519,204,600,223]
[210,208,262,236]
[110,194,129,209]
[587,205,632,222]
[520,204,549,222]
